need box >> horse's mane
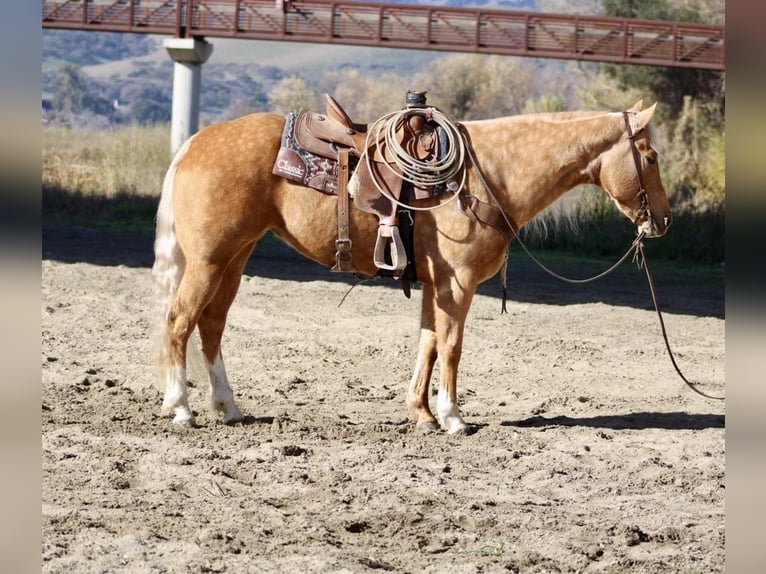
[521,189,581,243]
[466,110,614,128]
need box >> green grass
[509,240,724,281]
[461,542,505,556]
[43,185,159,234]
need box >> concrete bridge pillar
[163,37,213,157]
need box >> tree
[597,0,725,210]
[52,64,114,125]
[523,94,567,114]
[267,75,320,114]
[600,0,724,120]
[130,99,171,125]
[53,64,106,115]
[319,68,408,122]
[412,54,536,120]
[664,95,724,209]
[110,84,170,125]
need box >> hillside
[41,0,547,124]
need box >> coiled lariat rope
[360,107,466,212]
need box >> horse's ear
[629,99,644,112]
[632,102,658,131]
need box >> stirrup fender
[373,224,407,275]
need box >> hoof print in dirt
[281,445,308,457]
[345,521,369,533]
[448,424,479,437]
[624,525,650,546]
[359,557,394,571]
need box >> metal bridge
[42,0,724,71]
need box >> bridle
[622,111,652,228]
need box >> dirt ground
[42,223,725,573]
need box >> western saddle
[272,91,514,293]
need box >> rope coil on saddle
[359,107,466,212]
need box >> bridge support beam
[164,37,213,157]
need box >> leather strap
[331,149,357,272]
[459,194,516,244]
[458,193,514,313]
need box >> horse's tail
[151,139,191,391]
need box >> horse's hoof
[172,413,196,428]
[221,404,244,425]
[445,420,470,436]
[416,421,440,433]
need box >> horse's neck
[463,112,623,227]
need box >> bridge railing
[42,0,725,70]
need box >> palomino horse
[152,101,671,433]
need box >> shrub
[519,186,724,264]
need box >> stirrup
[373,224,407,274]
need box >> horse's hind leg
[161,260,227,426]
[196,241,255,424]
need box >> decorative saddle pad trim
[272,112,342,195]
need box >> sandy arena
[42,223,724,573]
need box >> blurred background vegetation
[42,0,724,265]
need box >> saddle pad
[272,112,341,195]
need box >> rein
[462,131,638,286]
[461,117,724,402]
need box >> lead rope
[635,240,725,401]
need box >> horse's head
[597,102,672,238]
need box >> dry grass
[42,123,171,232]
[43,123,170,198]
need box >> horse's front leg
[200,351,243,424]
[406,308,439,431]
[407,281,474,434]
[434,281,475,435]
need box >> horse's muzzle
[638,212,672,238]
